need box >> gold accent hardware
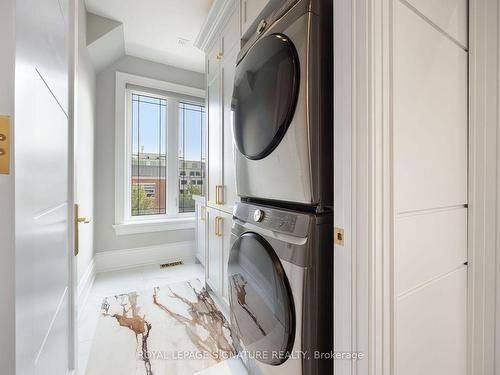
[215,185,224,205]
[78,217,91,224]
[160,261,184,269]
[334,227,345,246]
[215,216,223,237]
[216,52,224,60]
[0,116,10,175]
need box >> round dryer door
[228,232,295,365]
[232,33,300,160]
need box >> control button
[253,209,265,222]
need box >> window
[128,93,205,218]
[178,102,206,213]
[131,94,167,217]
[115,72,206,233]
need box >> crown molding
[195,0,238,52]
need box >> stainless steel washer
[228,202,333,374]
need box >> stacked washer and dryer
[227,1,333,374]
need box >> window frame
[114,72,205,234]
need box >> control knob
[253,209,265,222]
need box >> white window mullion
[167,98,179,216]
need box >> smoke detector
[177,37,190,47]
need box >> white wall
[0,0,15,373]
[77,1,96,283]
[94,56,205,253]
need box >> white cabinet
[206,207,233,307]
[220,46,239,214]
[240,0,269,36]
[207,71,222,209]
[207,7,240,215]
[194,197,206,266]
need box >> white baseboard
[95,241,196,273]
[77,258,96,316]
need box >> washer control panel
[234,202,310,238]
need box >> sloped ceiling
[85,0,213,73]
[86,12,125,72]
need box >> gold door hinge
[334,227,345,246]
[0,116,10,175]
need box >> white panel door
[15,0,74,374]
[206,207,222,294]
[404,0,468,47]
[394,2,467,213]
[221,46,239,214]
[396,268,467,375]
[207,74,222,209]
[220,210,233,305]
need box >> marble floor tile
[78,263,247,375]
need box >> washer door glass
[228,232,295,365]
[232,33,300,160]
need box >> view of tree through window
[178,102,206,213]
[131,93,167,216]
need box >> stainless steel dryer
[232,0,333,210]
[227,202,333,375]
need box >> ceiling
[85,0,214,73]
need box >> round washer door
[232,33,300,160]
[228,232,295,365]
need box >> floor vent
[160,261,184,269]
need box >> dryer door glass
[228,232,295,365]
[232,33,300,160]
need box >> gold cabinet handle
[216,52,224,60]
[215,216,223,237]
[215,185,224,205]
[78,217,91,224]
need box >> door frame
[348,0,500,374]
[69,0,78,373]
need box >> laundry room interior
[3,0,498,374]
[74,0,336,373]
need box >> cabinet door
[195,202,206,265]
[207,73,222,208]
[220,46,239,214]
[240,0,269,36]
[207,42,221,85]
[220,210,234,305]
[206,208,222,294]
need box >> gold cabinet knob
[216,52,224,60]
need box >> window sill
[113,217,196,236]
